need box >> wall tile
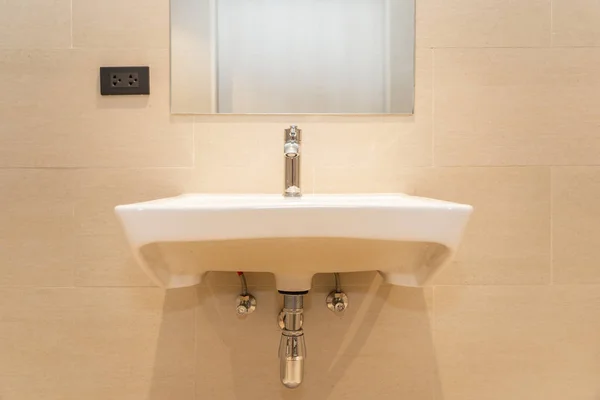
[313,165,414,193]
[72,168,192,287]
[0,0,71,49]
[72,0,169,49]
[552,0,600,46]
[0,170,76,287]
[195,286,281,399]
[0,49,193,168]
[420,0,551,48]
[72,169,192,236]
[306,285,436,400]
[417,167,551,285]
[435,285,600,400]
[434,48,600,166]
[191,122,288,193]
[0,287,196,400]
[306,116,430,171]
[552,167,600,284]
[195,283,437,400]
[73,233,155,287]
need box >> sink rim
[115,192,474,291]
[115,193,472,211]
[115,193,473,247]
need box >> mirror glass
[171,0,415,114]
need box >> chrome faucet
[278,294,306,388]
[284,125,302,197]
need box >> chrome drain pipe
[278,293,306,389]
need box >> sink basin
[115,194,473,291]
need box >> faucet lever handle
[285,125,302,142]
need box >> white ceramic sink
[115,194,473,291]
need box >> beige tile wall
[1,0,599,399]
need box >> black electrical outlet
[100,66,150,95]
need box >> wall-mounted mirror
[171,0,415,114]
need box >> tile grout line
[549,167,554,285]
[192,290,198,400]
[431,284,436,343]
[3,283,600,290]
[550,0,554,47]
[431,285,437,400]
[0,166,196,171]
[192,117,196,168]
[431,47,436,167]
[41,44,600,50]
[422,283,600,287]
[415,45,600,49]
[70,0,73,49]
[0,286,158,290]
[71,204,77,288]
[431,285,437,340]
[3,165,600,170]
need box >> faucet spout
[278,294,306,388]
[284,125,302,197]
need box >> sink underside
[140,238,449,290]
[116,194,473,291]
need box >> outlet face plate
[100,66,150,95]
